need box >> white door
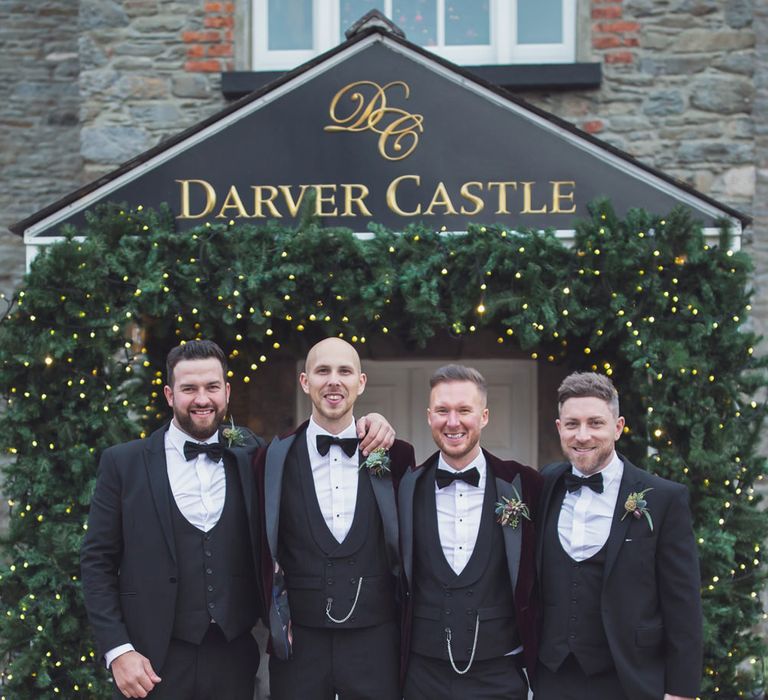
[296,359,537,466]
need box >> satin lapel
[145,426,175,563]
[536,463,570,581]
[227,444,253,520]
[265,433,296,559]
[398,465,426,589]
[366,461,401,578]
[603,461,642,584]
[496,471,523,593]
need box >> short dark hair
[557,372,619,416]
[429,364,487,398]
[166,340,228,385]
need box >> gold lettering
[459,181,484,216]
[488,181,518,214]
[325,81,424,161]
[176,179,216,219]
[313,184,338,217]
[215,185,248,219]
[386,175,421,216]
[425,181,457,216]
[252,186,281,218]
[521,181,547,214]
[341,184,371,217]
[551,180,576,214]
[277,185,310,217]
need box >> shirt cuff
[105,643,135,670]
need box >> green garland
[0,199,765,697]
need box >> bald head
[300,337,366,432]
[304,337,362,374]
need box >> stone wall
[0,0,81,298]
[751,1,768,347]
[522,0,756,216]
[78,0,231,181]
[1,0,765,321]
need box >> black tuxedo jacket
[398,449,543,673]
[537,455,703,699]
[80,423,264,672]
[255,420,415,658]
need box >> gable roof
[12,23,750,239]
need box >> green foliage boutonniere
[494,486,531,528]
[221,416,246,448]
[621,488,654,531]
[360,447,391,478]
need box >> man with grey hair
[535,371,702,700]
[398,364,541,699]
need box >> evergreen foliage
[0,200,765,697]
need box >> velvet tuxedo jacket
[255,420,415,658]
[537,455,703,699]
[398,449,543,673]
[80,423,264,672]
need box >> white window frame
[252,0,576,70]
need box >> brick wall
[183,1,235,73]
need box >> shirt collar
[571,450,623,489]
[307,415,357,439]
[167,420,219,459]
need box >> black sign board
[14,29,746,239]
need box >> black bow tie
[316,434,359,458]
[183,441,224,463]
[435,467,480,489]
[564,471,604,494]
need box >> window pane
[268,0,313,50]
[517,0,562,44]
[393,0,437,47]
[445,0,489,46]
[341,1,385,40]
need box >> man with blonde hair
[399,364,541,699]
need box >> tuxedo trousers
[404,652,528,700]
[268,621,399,700]
[111,624,259,700]
[535,654,629,700]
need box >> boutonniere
[221,416,246,448]
[359,447,391,478]
[621,488,654,530]
[494,486,531,529]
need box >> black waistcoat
[411,463,518,662]
[170,457,258,644]
[277,432,395,628]
[539,478,614,675]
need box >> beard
[173,404,227,441]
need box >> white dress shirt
[165,420,227,533]
[558,451,624,562]
[434,452,486,575]
[306,416,359,543]
[105,422,226,668]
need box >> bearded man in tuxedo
[535,371,702,700]
[81,340,264,699]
